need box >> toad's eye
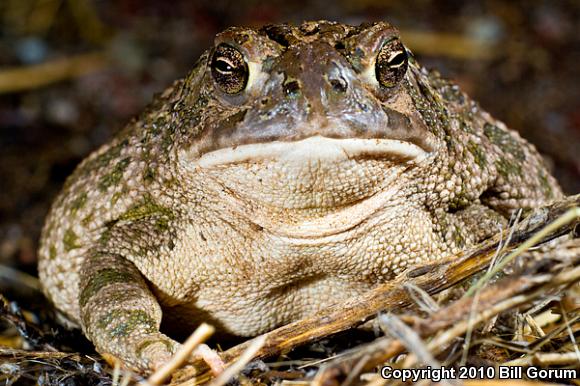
[375,39,408,88]
[211,44,248,94]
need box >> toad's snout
[242,41,390,141]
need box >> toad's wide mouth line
[187,135,428,168]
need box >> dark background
[0,0,578,276]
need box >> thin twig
[465,207,580,297]
[112,360,121,386]
[0,264,41,290]
[0,52,108,94]
[503,351,580,366]
[207,335,266,386]
[145,323,215,386]
[379,314,439,368]
[403,282,439,313]
[399,29,496,60]
[560,303,580,363]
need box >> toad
[38,21,562,373]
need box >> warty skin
[38,21,562,372]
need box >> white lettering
[526,367,578,380]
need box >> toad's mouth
[186,135,428,167]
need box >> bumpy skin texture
[38,21,562,372]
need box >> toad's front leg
[79,251,178,371]
[79,251,223,374]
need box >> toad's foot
[193,343,225,375]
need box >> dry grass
[1,195,579,385]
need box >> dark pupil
[388,52,406,67]
[215,58,233,73]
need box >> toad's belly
[156,203,458,337]
[161,275,373,337]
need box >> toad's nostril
[329,77,348,93]
[283,80,301,96]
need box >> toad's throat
[250,182,408,238]
[182,136,430,238]
[187,136,428,167]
